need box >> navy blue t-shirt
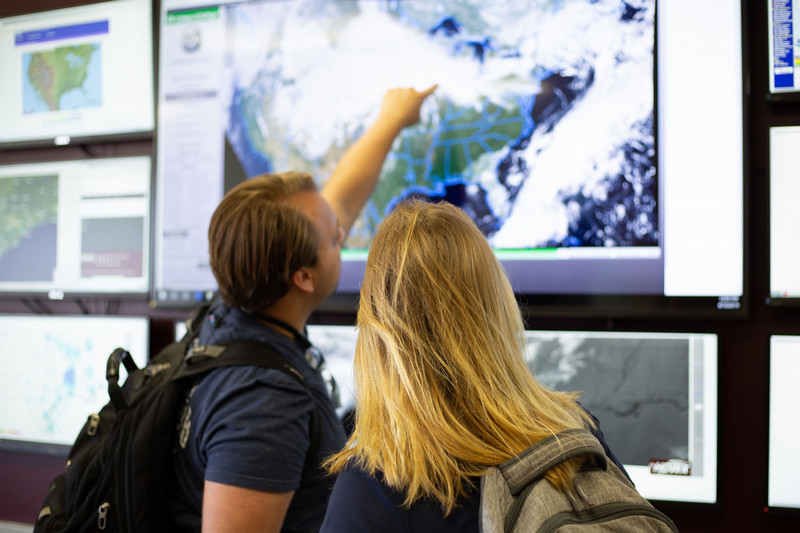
[168,301,346,532]
[321,413,627,533]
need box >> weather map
[223,0,655,251]
[524,333,691,467]
[0,174,58,282]
[0,317,148,448]
[23,43,102,113]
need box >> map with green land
[0,175,58,275]
[23,43,101,113]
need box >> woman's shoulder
[322,464,480,533]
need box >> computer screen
[767,335,800,512]
[768,126,800,304]
[174,319,358,419]
[524,330,719,505]
[0,156,152,298]
[0,0,155,147]
[153,0,744,318]
[767,0,800,101]
[0,314,149,454]
[306,324,358,419]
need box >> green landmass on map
[0,175,58,257]
[347,99,525,247]
[27,44,98,111]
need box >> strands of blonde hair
[325,201,594,515]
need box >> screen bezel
[766,0,800,103]
[0,0,156,150]
[0,154,155,300]
[765,334,800,515]
[0,313,150,456]
[766,125,800,307]
[151,0,748,321]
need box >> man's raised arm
[322,85,437,235]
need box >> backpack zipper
[98,502,110,530]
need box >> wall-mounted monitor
[0,156,152,298]
[173,319,358,419]
[524,330,719,505]
[767,0,800,102]
[289,323,719,505]
[153,0,744,319]
[0,0,155,148]
[0,314,149,455]
[306,324,358,420]
[768,126,800,305]
[767,335,800,513]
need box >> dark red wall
[1,1,800,531]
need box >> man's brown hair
[208,171,319,312]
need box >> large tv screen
[767,335,800,513]
[153,0,744,318]
[300,324,718,505]
[0,314,149,455]
[768,125,800,305]
[0,0,155,147]
[0,156,152,298]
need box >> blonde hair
[325,200,593,515]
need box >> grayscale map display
[524,333,690,466]
[0,174,58,282]
[224,0,656,250]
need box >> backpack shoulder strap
[172,337,323,482]
[498,428,606,496]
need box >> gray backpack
[479,428,678,533]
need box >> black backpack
[33,304,320,533]
[479,428,678,533]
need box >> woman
[321,200,626,532]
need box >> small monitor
[0,0,155,147]
[306,324,358,419]
[524,330,718,505]
[767,335,800,512]
[0,314,149,455]
[0,155,152,298]
[768,126,800,304]
[767,0,800,102]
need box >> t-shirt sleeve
[192,366,316,492]
[321,466,409,533]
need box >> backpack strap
[499,428,607,496]
[172,338,323,483]
[494,429,608,533]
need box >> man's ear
[291,267,315,294]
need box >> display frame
[766,124,800,307]
[766,0,800,103]
[0,153,154,301]
[0,313,150,456]
[522,328,720,506]
[151,0,749,321]
[0,0,156,150]
[765,334,800,515]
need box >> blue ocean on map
[223,0,655,250]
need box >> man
[168,85,437,533]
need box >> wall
[0,0,799,530]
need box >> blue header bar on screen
[15,20,109,46]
